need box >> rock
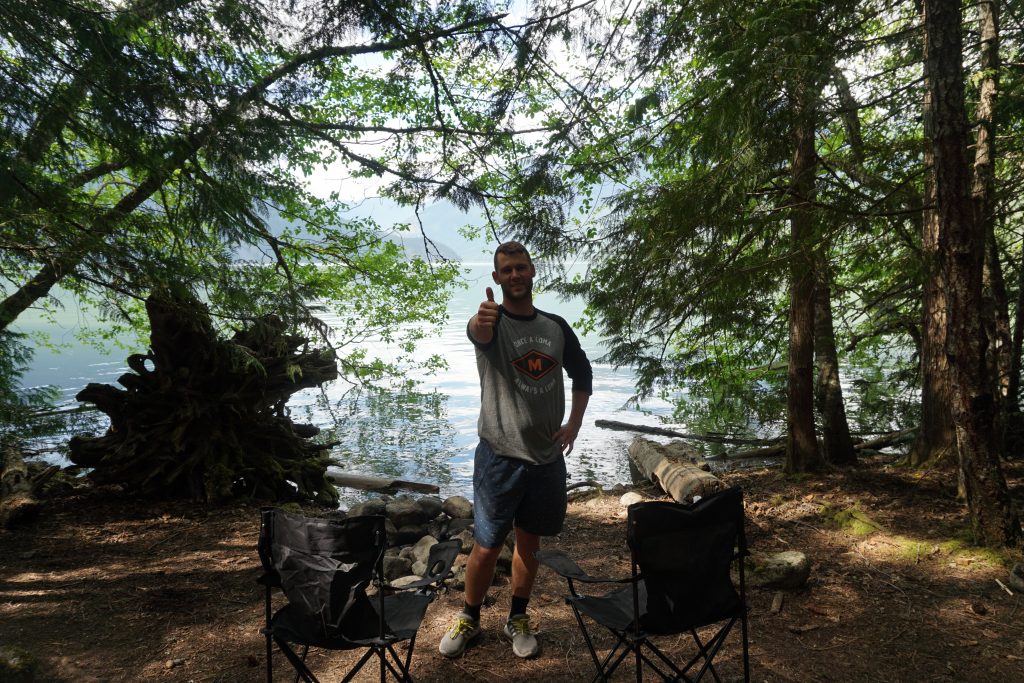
[416,496,444,519]
[427,515,447,540]
[390,575,423,589]
[411,535,438,565]
[453,529,475,554]
[443,495,473,519]
[620,491,646,507]
[348,498,386,517]
[383,555,413,581]
[384,518,398,544]
[496,543,514,572]
[450,563,467,590]
[0,645,38,683]
[1008,563,1024,593]
[412,560,427,576]
[387,495,431,528]
[391,524,428,546]
[398,546,415,561]
[446,518,474,536]
[744,551,811,590]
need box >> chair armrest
[393,539,460,590]
[535,549,631,584]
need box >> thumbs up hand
[477,287,499,328]
[470,286,500,343]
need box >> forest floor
[2,453,1023,682]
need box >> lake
[17,262,680,505]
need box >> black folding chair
[537,486,750,683]
[258,507,459,683]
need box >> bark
[971,0,1012,432]
[627,438,725,503]
[785,81,821,474]
[925,0,1021,547]
[1009,242,1024,410]
[911,0,958,468]
[814,252,857,465]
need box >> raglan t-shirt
[468,306,593,465]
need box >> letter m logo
[511,350,557,381]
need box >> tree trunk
[910,0,958,468]
[925,0,1021,547]
[814,252,857,465]
[972,0,1012,436]
[785,80,821,474]
[1008,238,1024,410]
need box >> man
[439,241,592,659]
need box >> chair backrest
[626,486,745,634]
[259,508,386,639]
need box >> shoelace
[450,617,477,637]
[507,616,531,636]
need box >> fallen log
[853,429,916,451]
[595,419,781,446]
[706,444,786,461]
[327,472,439,495]
[704,428,917,461]
[627,437,725,503]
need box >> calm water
[17,263,679,505]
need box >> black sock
[509,595,529,619]
[463,602,481,621]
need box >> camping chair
[537,486,749,683]
[258,507,460,683]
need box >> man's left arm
[555,317,593,455]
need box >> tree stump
[69,293,340,504]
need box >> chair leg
[740,608,750,683]
[389,635,416,682]
[569,605,612,683]
[272,639,320,683]
[340,647,377,683]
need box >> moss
[891,537,932,561]
[0,645,39,683]
[818,504,885,535]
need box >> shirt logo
[511,349,558,381]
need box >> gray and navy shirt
[468,306,593,465]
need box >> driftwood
[70,293,340,504]
[627,437,725,503]
[705,428,918,461]
[595,419,781,446]
[853,429,916,451]
[327,472,439,495]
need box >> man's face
[492,251,535,302]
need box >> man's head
[493,241,532,270]
[492,241,535,304]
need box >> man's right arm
[468,287,499,344]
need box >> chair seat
[571,580,742,636]
[271,591,434,647]
[570,582,648,632]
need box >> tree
[924,0,1020,547]
[0,0,543,371]
[1,0,564,500]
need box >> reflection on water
[20,264,679,506]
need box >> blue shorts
[472,440,568,549]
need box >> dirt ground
[2,454,1023,683]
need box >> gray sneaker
[438,612,481,658]
[502,614,539,658]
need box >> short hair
[493,241,532,270]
